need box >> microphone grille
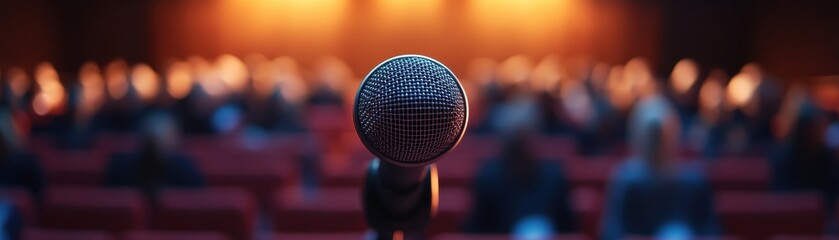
[354,55,468,167]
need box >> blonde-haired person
[601,95,719,240]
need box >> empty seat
[262,232,367,240]
[124,230,229,240]
[22,229,115,240]
[153,188,256,240]
[433,233,589,240]
[565,159,616,191]
[41,187,146,232]
[716,192,824,240]
[273,187,366,232]
[769,235,837,240]
[624,236,741,240]
[0,187,36,225]
[572,187,602,239]
[199,158,292,205]
[533,136,576,159]
[707,160,769,192]
[428,188,472,236]
[40,151,108,186]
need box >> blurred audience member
[55,62,107,149]
[667,59,701,131]
[686,69,732,158]
[770,91,838,209]
[104,112,204,199]
[602,95,719,240]
[0,200,22,240]
[465,115,576,234]
[308,56,351,106]
[0,108,46,200]
[244,57,306,132]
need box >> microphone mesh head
[354,55,468,167]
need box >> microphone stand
[362,158,439,240]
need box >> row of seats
[1,186,826,240]
[18,229,838,240]
[32,139,770,197]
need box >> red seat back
[124,230,230,240]
[42,187,147,232]
[273,187,366,232]
[22,229,115,240]
[716,192,824,240]
[153,188,256,240]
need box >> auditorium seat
[706,160,769,192]
[624,236,741,240]
[320,151,370,188]
[153,188,256,240]
[0,187,36,225]
[572,187,602,239]
[565,159,616,191]
[533,135,576,159]
[716,192,824,240]
[198,157,293,205]
[124,230,229,240]
[273,187,366,232]
[21,229,115,240]
[436,154,480,188]
[428,188,472,236]
[41,187,147,232]
[432,233,589,240]
[262,232,367,240]
[769,235,836,240]
[40,151,108,185]
[448,135,501,160]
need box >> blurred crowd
[1,54,838,240]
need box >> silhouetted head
[500,122,539,180]
[140,112,180,157]
[0,108,21,157]
[629,95,680,170]
[786,97,828,151]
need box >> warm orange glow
[6,67,30,98]
[531,55,563,94]
[32,62,65,116]
[166,61,194,100]
[726,73,758,109]
[313,55,353,95]
[215,54,249,93]
[429,164,439,217]
[130,63,161,102]
[467,0,576,51]
[218,0,348,53]
[189,55,227,97]
[78,62,106,118]
[274,56,308,104]
[774,84,806,139]
[105,59,130,100]
[622,57,656,98]
[467,58,498,85]
[496,55,534,87]
[606,65,633,111]
[699,77,724,123]
[670,58,699,93]
[251,60,280,99]
[560,80,593,125]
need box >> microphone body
[353,55,468,239]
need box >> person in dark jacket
[0,108,46,200]
[103,112,204,199]
[465,121,576,235]
[770,92,838,210]
[602,95,719,240]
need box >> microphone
[354,55,468,238]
